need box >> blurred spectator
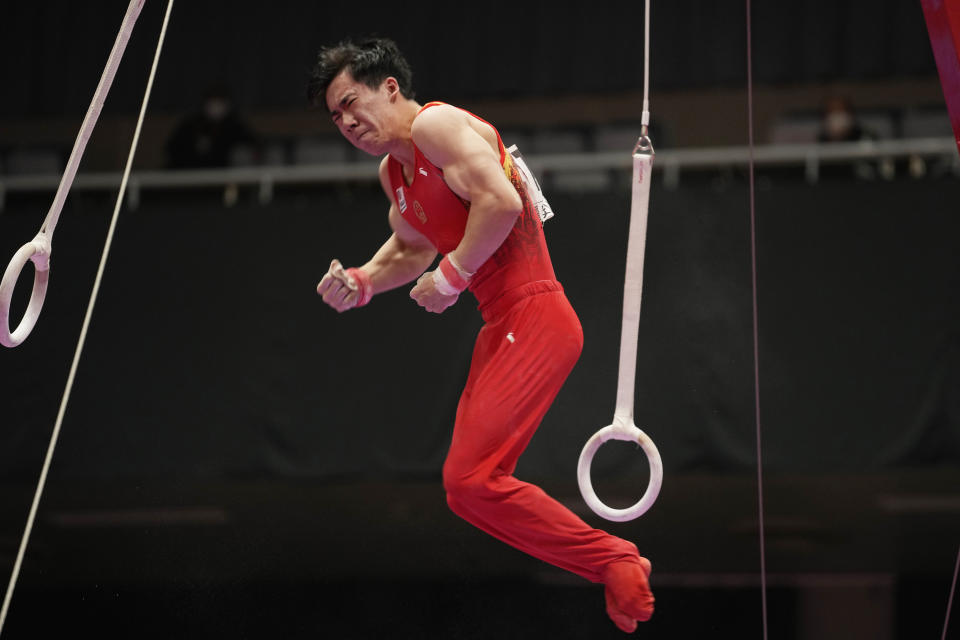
[165,87,259,168]
[817,96,871,143]
[816,95,893,180]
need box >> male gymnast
[310,37,654,633]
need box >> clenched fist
[316,259,371,312]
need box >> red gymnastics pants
[442,280,641,583]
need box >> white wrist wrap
[432,269,459,296]
[433,254,473,296]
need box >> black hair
[307,36,415,108]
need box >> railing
[0,137,956,211]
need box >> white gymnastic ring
[577,421,663,522]
[0,238,51,348]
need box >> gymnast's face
[326,69,399,155]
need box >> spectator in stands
[817,96,871,143]
[816,95,891,180]
[165,86,259,168]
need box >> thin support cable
[641,0,651,132]
[745,1,769,639]
[943,543,960,640]
[0,2,175,635]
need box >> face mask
[825,111,853,137]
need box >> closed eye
[331,97,356,125]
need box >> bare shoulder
[410,103,468,140]
[411,104,497,168]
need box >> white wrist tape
[433,254,473,296]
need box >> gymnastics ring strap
[0,0,145,348]
[577,140,663,522]
[577,0,661,523]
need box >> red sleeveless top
[386,102,558,314]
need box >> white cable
[642,0,651,129]
[944,543,960,640]
[578,0,662,522]
[0,2,175,634]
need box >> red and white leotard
[386,102,560,319]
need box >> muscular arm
[411,105,522,274]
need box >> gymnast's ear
[383,76,401,101]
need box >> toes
[620,586,654,622]
[632,595,655,622]
[603,558,655,622]
[611,614,638,634]
[606,589,639,633]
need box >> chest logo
[413,200,428,224]
[395,187,407,213]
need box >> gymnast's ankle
[602,556,652,580]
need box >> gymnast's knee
[442,465,500,512]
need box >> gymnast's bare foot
[603,557,654,633]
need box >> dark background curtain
[3,174,956,482]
